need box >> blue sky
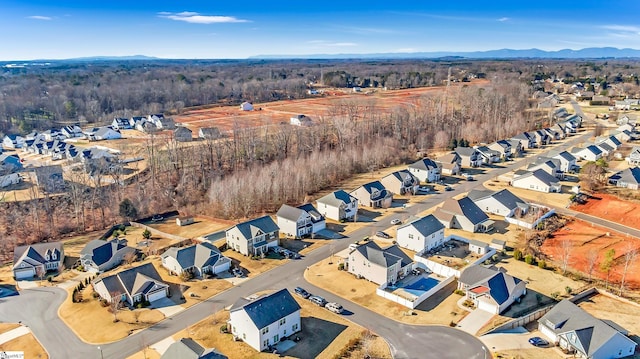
[2,0,640,60]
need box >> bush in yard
[454,289,465,296]
[180,270,194,281]
[513,249,523,261]
[220,324,229,334]
[524,254,534,265]
[551,292,560,300]
[565,286,572,295]
[491,254,499,263]
[338,263,345,271]
[538,260,546,269]
[100,299,108,307]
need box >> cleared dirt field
[541,220,640,289]
[144,215,234,239]
[572,193,640,230]
[175,81,488,134]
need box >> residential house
[454,147,483,168]
[512,169,562,193]
[571,145,603,162]
[490,239,506,251]
[112,117,133,130]
[595,142,614,157]
[84,127,122,141]
[316,190,358,222]
[511,132,537,150]
[553,107,569,120]
[289,114,313,126]
[592,95,611,104]
[0,153,23,172]
[488,140,512,159]
[0,173,20,187]
[534,130,551,146]
[60,125,83,138]
[544,127,564,140]
[507,139,524,157]
[610,129,633,143]
[40,129,65,141]
[627,146,640,165]
[130,116,146,129]
[596,135,622,150]
[433,197,494,233]
[229,289,301,352]
[161,338,227,359]
[199,127,222,140]
[34,165,65,193]
[93,262,169,305]
[550,151,578,172]
[437,153,462,175]
[609,167,640,190]
[552,123,571,137]
[396,214,446,252]
[174,126,193,142]
[148,114,176,129]
[467,188,529,217]
[13,242,65,279]
[617,114,637,126]
[161,242,231,277]
[136,121,157,133]
[381,170,419,195]
[474,146,501,164]
[80,239,137,273]
[226,216,279,256]
[240,102,254,111]
[3,134,26,149]
[526,156,564,179]
[408,158,441,183]
[538,300,637,359]
[350,181,393,208]
[276,203,326,238]
[348,241,413,286]
[458,265,526,314]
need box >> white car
[326,302,343,314]
[391,219,402,225]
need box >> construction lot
[572,193,640,231]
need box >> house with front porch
[92,262,169,305]
[229,289,301,352]
[458,265,526,314]
[348,241,413,286]
[454,147,483,168]
[276,203,326,238]
[161,242,231,277]
[538,300,637,359]
[381,169,420,195]
[226,216,280,256]
[488,140,512,159]
[407,158,441,183]
[438,152,462,175]
[350,181,393,208]
[433,197,494,233]
[396,214,446,252]
[316,190,358,222]
[13,242,65,279]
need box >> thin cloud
[27,15,52,21]
[498,17,510,22]
[158,11,249,24]
[307,40,357,47]
[601,25,640,33]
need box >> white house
[458,265,526,314]
[348,241,413,286]
[474,146,501,164]
[161,242,231,277]
[550,151,578,172]
[93,263,169,305]
[276,203,326,238]
[437,152,462,175]
[199,127,222,140]
[396,214,446,252]
[512,169,562,193]
[13,242,64,279]
[3,134,26,149]
[526,156,564,179]
[111,118,133,130]
[381,170,419,195]
[240,102,254,111]
[229,289,301,352]
[467,188,529,217]
[84,127,122,141]
[408,158,441,183]
[316,190,358,222]
[468,239,490,255]
[350,181,393,208]
[289,114,313,126]
[538,300,637,359]
[433,197,494,233]
[488,140,513,159]
[454,147,483,167]
[60,125,84,138]
[148,114,175,129]
[571,145,603,162]
[609,167,640,190]
[226,216,279,256]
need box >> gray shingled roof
[316,190,356,207]
[514,169,560,186]
[94,262,167,298]
[161,242,228,271]
[13,242,63,269]
[297,203,325,223]
[408,158,439,171]
[232,216,279,240]
[354,241,412,268]
[398,214,445,237]
[81,239,133,267]
[610,167,640,186]
[230,289,301,330]
[454,147,478,157]
[384,170,418,184]
[276,204,304,221]
[439,197,489,225]
[161,338,227,359]
[460,265,521,305]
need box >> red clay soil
[572,193,640,230]
[542,220,640,289]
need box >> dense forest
[2,58,640,258]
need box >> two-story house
[550,151,578,172]
[511,132,537,150]
[526,156,564,179]
[316,190,358,222]
[161,242,231,277]
[467,188,529,217]
[627,146,640,165]
[454,147,483,168]
[381,170,420,195]
[407,158,441,183]
[571,145,603,162]
[13,242,65,279]
[396,214,446,252]
[348,241,413,286]
[437,152,462,175]
[111,118,133,130]
[488,140,512,159]
[226,216,280,256]
[350,181,393,208]
[276,203,326,238]
[433,197,494,233]
[229,289,301,352]
[474,146,501,164]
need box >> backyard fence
[483,304,554,335]
[377,275,456,309]
[505,208,556,229]
[414,236,497,278]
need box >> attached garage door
[213,261,231,274]
[147,289,166,303]
[14,268,35,279]
[539,324,557,343]
[477,299,498,314]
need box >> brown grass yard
[576,293,640,340]
[0,332,48,359]
[221,247,289,277]
[0,323,20,333]
[495,257,585,297]
[144,215,233,239]
[305,256,468,326]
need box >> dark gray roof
[596,142,614,152]
[584,145,603,156]
[230,289,301,330]
[360,180,386,194]
[232,215,279,240]
[276,204,304,221]
[460,265,522,305]
[316,190,356,207]
[610,167,640,185]
[551,150,576,162]
[539,300,635,358]
[454,147,478,157]
[398,214,445,237]
[514,169,559,186]
[354,241,412,268]
[439,197,489,225]
[161,338,227,359]
[384,169,418,184]
[507,139,522,148]
[94,262,166,297]
[13,242,63,269]
[408,158,439,171]
[475,146,500,157]
[161,242,228,271]
[495,140,511,149]
[81,239,132,266]
[466,189,495,202]
[297,203,324,223]
[459,265,497,286]
[383,244,413,268]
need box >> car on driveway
[528,337,549,347]
[294,287,310,299]
[232,268,245,278]
[391,219,402,225]
[376,231,391,239]
[325,302,343,314]
[444,186,453,191]
[309,295,327,307]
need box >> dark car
[232,268,245,278]
[444,186,453,191]
[294,287,310,299]
[528,337,549,347]
[309,295,327,307]
[376,231,391,239]
[151,214,163,222]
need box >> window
[243,333,246,340]
[408,234,414,239]
[263,339,268,347]
[262,327,269,335]
[292,323,298,331]
[273,334,279,343]
[279,318,286,325]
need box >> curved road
[1,126,597,359]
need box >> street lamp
[98,346,104,359]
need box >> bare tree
[35,266,46,282]
[619,243,637,295]
[585,249,599,283]
[559,239,573,275]
[361,329,376,359]
[123,251,137,267]
[109,292,123,322]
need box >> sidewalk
[0,325,31,345]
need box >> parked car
[444,186,453,191]
[309,295,327,307]
[391,219,402,225]
[376,231,391,239]
[418,186,431,193]
[528,337,548,347]
[294,287,311,299]
[232,268,245,278]
[151,214,163,222]
[325,302,343,314]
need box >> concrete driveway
[481,330,541,351]
[456,309,495,335]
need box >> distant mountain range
[250,47,640,60]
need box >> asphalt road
[1,125,601,359]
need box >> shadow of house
[414,280,457,312]
[283,317,347,359]
[500,289,554,319]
